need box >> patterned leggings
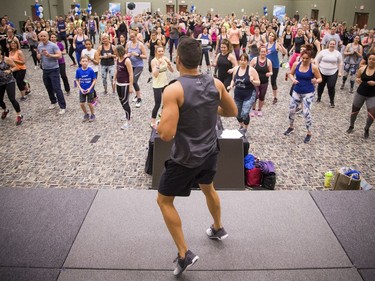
[288,91,315,131]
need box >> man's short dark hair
[177,36,202,69]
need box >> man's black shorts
[158,152,218,197]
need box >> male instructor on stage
[156,36,237,277]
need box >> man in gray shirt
[37,31,67,114]
[321,25,342,50]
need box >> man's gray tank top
[170,74,220,168]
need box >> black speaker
[127,2,136,10]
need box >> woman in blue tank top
[228,53,260,133]
[284,46,322,143]
[266,30,286,104]
[197,27,212,74]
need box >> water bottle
[324,171,333,188]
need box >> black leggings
[13,69,26,91]
[116,84,131,120]
[30,45,39,66]
[133,67,143,92]
[152,87,163,119]
[68,44,76,64]
[317,71,338,103]
[0,82,20,113]
[200,49,210,66]
[59,63,70,92]
[270,67,279,90]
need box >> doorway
[354,12,369,29]
[311,9,319,21]
[166,5,175,14]
[179,5,187,14]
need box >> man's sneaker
[304,134,312,143]
[1,109,9,119]
[330,103,335,108]
[206,225,229,240]
[147,77,152,83]
[16,115,23,126]
[89,114,96,122]
[349,88,354,94]
[82,113,89,122]
[120,115,128,121]
[59,109,66,115]
[66,91,70,96]
[132,96,138,102]
[284,127,294,136]
[340,83,345,90]
[173,250,199,276]
[102,91,108,96]
[135,98,142,108]
[364,129,369,139]
[48,103,57,110]
[121,121,129,130]
[346,126,354,134]
[20,96,28,101]
[273,97,278,104]
[316,98,321,102]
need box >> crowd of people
[0,10,374,139]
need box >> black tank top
[217,53,232,83]
[283,32,292,47]
[294,36,305,53]
[357,66,375,97]
[233,65,255,100]
[255,57,269,84]
[171,74,220,168]
[149,39,158,57]
[0,56,15,86]
[100,44,115,66]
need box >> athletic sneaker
[284,127,294,136]
[349,88,354,94]
[83,113,89,122]
[257,110,263,117]
[173,250,199,276]
[16,115,23,126]
[304,134,312,143]
[59,109,66,115]
[48,103,57,110]
[340,83,345,90]
[121,121,129,130]
[102,91,108,96]
[120,115,128,121]
[135,98,142,108]
[132,96,138,102]
[346,126,354,134]
[20,96,28,101]
[1,109,9,119]
[206,225,229,240]
[330,103,335,108]
[250,110,256,117]
[89,114,95,122]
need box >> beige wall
[2,0,375,31]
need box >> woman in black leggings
[66,23,77,66]
[0,49,23,125]
[25,25,39,69]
